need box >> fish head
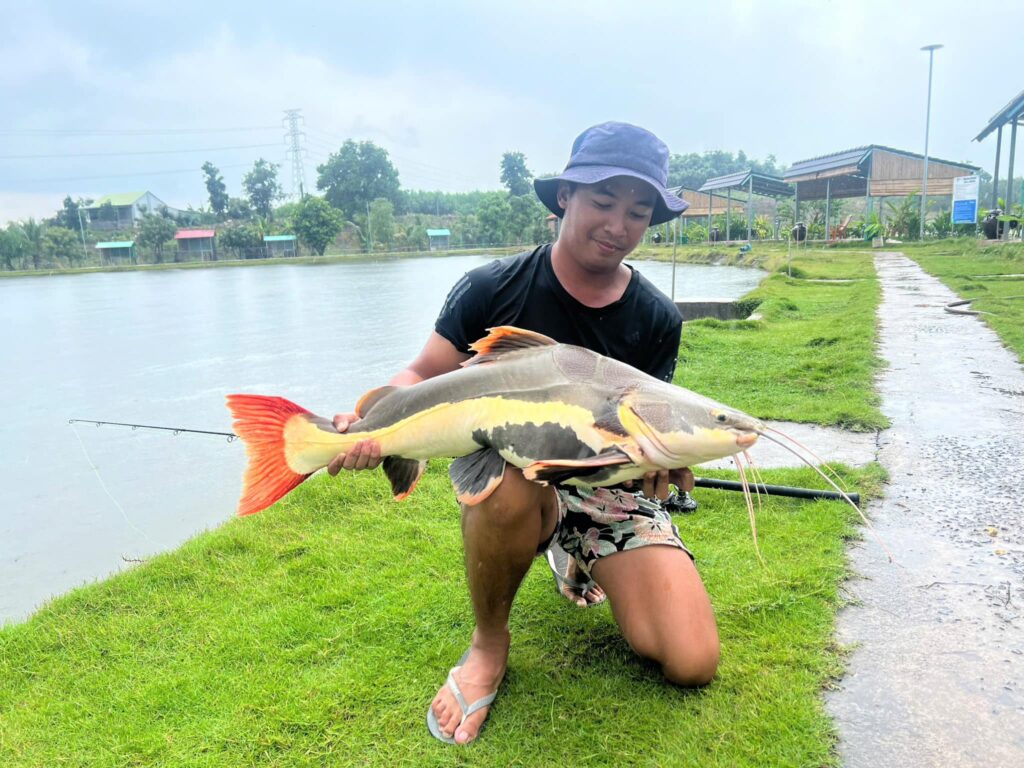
[617,386,764,467]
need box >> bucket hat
[534,121,688,226]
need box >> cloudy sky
[1,0,1017,224]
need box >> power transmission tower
[283,109,307,200]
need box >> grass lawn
[0,245,890,766]
[899,239,1024,361]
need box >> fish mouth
[735,432,758,449]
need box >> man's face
[556,176,655,274]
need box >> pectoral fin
[449,448,507,505]
[383,456,427,500]
[522,448,633,486]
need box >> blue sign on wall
[952,175,980,225]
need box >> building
[264,234,297,257]
[427,228,451,251]
[95,240,136,263]
[174,229,216,261]
[85,191,183,231]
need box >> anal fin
[449,448,507,505]
[522,448,633,486]
[383,456,427,500]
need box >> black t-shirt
[435,244,682,382]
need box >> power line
[15,162,253,185]
[0,126,280,136]
[0,143,280,160]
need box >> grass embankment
[0,247,887,767]
[900,239,1024,361]
[0,246,521,279]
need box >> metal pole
[993,125,1003,208]
[75,206,89,263]
[726,188,732,242]
[747,175,753,240]
[920,44,943,239]
[1006,119,1018,213]
[825,178,831,241]
[671,217,678,301]
[707,192,712,243]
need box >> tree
[292,196,344,256]
[202,161,229,218]
[367,197,395,249]
[219,224,264,259]
[667,150,783,189]
[43,227,82,266]
[500,151,533,197]
[226,196,254,221]
[56,195,92,231]
[507,195,546,245]
[316,140,401,219]
[0,226,28,270]
[19,218,45,270]
[243,158,283,220]
[476,192,512,246]
[136,213,177,263]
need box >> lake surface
[0,254,764,625]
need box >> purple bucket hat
[534,121,688,226]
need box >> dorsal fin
[355,385,398,418]
[462,326,557,367]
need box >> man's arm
[327,332,470,474]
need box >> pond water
[0,253,764,625]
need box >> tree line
[2,144,797,270]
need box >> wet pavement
[825,253,1024,766]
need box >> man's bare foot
[560,557,606,607]
[430,630,509,745]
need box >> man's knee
[627,626,719,688]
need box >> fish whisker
[755,431,894,563]
[763,425,850,491]
[734,453,764,564]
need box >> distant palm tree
[20,218,45,270]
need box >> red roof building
[174,229,217,261]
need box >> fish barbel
[226,326,764,517]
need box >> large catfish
[227,326,764,517]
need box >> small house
[264,234,297,257]
[174,229,216,261]
[427,228,451,251]
[95,240,136,264]
[86,191,183,230]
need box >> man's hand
[327,412,383,475]
[629,467,695,501]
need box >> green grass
[899,239,1024,361]
[0,244,891,765]
[0,463,884,767]
[673,248,886,430]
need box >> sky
[1,0,1018,225]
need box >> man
[328,122,719,746]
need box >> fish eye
[715,413,727,423]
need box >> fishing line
[70,422,163,549]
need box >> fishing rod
[68,419,858,503]
[68,419,238,441]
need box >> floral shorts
[549,486,693,578]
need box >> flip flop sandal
[546,543,606,607]
[426,650,499,745]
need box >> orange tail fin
[226,394,312,516]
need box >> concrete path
[826,253,1024,766]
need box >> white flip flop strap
[446,669,497,726]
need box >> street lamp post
[920,44,943,240]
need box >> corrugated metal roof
[697,170,793,197]
[784,148,871,179]
[87,192,147,208]
[263,234,296,242]
[426,229,451,236]
[95,241,135,248]
[974,88,1024,142]
[785,145,979,180]
[175,229,215,239]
